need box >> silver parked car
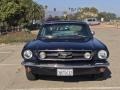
[84,18,100,25]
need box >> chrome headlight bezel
[98,50,108,59]
[23,50,33,59]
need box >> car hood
[24,38,107,51]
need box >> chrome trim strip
[38,49,92,52]
[40,58,92,61]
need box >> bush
[0,32,36,44]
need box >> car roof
[43,20,87,25]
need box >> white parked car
[84,18,100,25]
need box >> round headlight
[84,52,91,59]
[98,50,108,59]
[23,50,33,59]
[39,52,46,59]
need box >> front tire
[26,71,38,81]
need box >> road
[0,26,120,90]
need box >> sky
[34,0,120,16]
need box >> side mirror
[91,31,95,35]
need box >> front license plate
[57,69,73,76]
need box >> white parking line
[0,64,20,66]
[10,87,120,90]
[0,51,12,54]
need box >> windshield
[38,23,92,39]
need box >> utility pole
[32,0,35,24]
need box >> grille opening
[38,50,93,61]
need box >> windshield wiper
[75,35,88,38]
[41,35,59,39]
[40,35,89,39]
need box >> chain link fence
[106,20,120,29]
[0,25,23,35]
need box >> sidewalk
[90,23,120,29]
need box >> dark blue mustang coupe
[21,21,109,80]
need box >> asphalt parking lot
[0,26,120,90]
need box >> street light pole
[32,0,35,24]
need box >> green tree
[0,0,44,26]
[98,12,117,21]
[75,7,98,20]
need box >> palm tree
[44,5,48,10]
[68,8,71,11]
[44,5,48,18]
[53,8,56,12]
[68,8,72,12]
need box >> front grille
[38,50,93,61]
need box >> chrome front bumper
[21,61,109,69]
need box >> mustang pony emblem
[58,52,72,58]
